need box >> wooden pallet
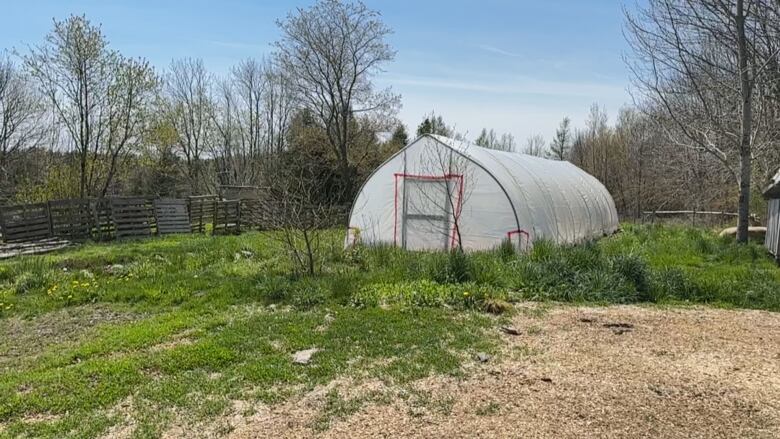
[213,200,241,235]
[0,237,71,259]
[0,203,51,243]
[154,199,191,235]
[188,195,217,233]
[239,199,263,231]
[92,198,115,241]
[49,198,93,240]
[111,197,154,239]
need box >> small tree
[402,140,475,252]
[0,55,42,194]
[391,124,409,146]
[24,15,157,197]
[523,134,546,157]
[260,151,345,275]
[475,128,515,151]
[163,58,213,194]
[274,0,400,201]
[416,113,452,137]
[548,117,571,160]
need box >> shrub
[328,271,364,304]
[432,250,472,284]
[254,276,292,303]
[289,279,327,309]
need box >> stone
[292,348,319,365]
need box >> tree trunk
[735,0,752,244]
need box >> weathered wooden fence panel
[239,199,263,231]
[0,203,51,243]
[188,195,217,233]
[112,198,154,239]
[213,200,241,235]
[0,193,275,252]
[92,198,115,241]
[49,199,93,240]
[154,199,191,235]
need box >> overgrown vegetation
[0,224,778,437]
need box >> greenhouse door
[401,176,457,251]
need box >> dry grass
[222,305,780,439]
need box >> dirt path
[224,305,780,439]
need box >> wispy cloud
[476,44,523,58]
[385,74,626,100]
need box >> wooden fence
[641,210,760,227]
[0,203,51,243]
[154,199,191,235]
[0,195,263,245]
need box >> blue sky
[0,0,635,144]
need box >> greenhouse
[347,134,619,251]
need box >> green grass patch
[0,223,778,437]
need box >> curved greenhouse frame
[347,134,619,251]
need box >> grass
[0,223,778,437]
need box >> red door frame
[393,173,464,249]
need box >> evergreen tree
[416,113,452,137]
[391,124,409,145]
[549,117,572,161]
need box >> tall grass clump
[432,250,473,284]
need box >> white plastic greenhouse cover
[347,134,619,251]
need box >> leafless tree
[0,55,42,190]
[262,59,297,154]
[625,0,780,242]
[475,128,515,151]
[523,134,547,157]
[274,0,401,199]
[400,141,475,252]
[24,15,157,198]
[164,58,213,194]
[210,77,242,186]
[259,153,345,275]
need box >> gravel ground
[224,305,780,439]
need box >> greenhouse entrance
[399,174,462,251]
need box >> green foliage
[1,223,779,437]
[497,238,516,262]
[352,280,495,309]
[432,250,473,284]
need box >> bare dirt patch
[226,305,780,439]
[0,305,139,370]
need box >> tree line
[2,0,780,244]
[0,1,405,207]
